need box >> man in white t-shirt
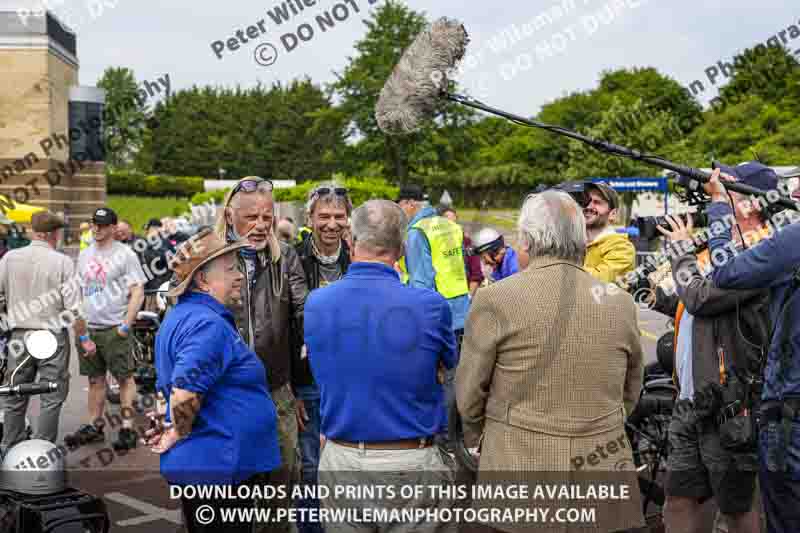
[67,207,146,451]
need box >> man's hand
[296,399,308,433]
[80,339,97,357]
[656,214,694,242]
[437,362,446,385]
[117,324,129,338]
[703,168,734,203]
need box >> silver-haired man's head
[306,182,352,253]
[350,200,407,262]
[517,190,587,265]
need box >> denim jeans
[759,419,800,533]
[296,384,323,533]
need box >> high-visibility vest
[398,256,409,284]
[402,216,469,299]
[297,227,312,243]
[80,230,93,251]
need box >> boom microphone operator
[375,17,800,212]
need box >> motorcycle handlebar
[0,381,58,396]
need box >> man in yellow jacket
[583,181,635,283]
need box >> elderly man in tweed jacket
[456,190,645,533]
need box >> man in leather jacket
[215,176,308,533]
[292,183,352,533]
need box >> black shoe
[65,424,104,447]
[112,427,137,451]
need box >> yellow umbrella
[0,195,45,224]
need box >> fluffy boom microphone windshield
[375,17,468,135]
[375,17,799,210]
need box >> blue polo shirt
[155,291,280,485]
[305,262,457,441]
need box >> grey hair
[517,190,586,264]
[350,200,407,255]
[214,177,280,263]
[305,181,352,216]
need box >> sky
[37,0,800,117]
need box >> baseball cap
[31,211,65,233]
[92,207,118,226]
[145,218,163,229]
[395,184,425,202]
[585,181,619,210]
[715,161,779,192]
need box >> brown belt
[331,437,435,450]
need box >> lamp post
[218,168,227,180]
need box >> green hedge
[108,172,205,197]
[191,176,399,208]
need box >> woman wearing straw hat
[146,228,281,533]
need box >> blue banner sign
[590,177,668,192]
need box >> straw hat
[167,228,251,297]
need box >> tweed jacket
[456,256,644,532]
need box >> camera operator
[582,182,636,283]
[705,164,800,532]
[651,162,776,533]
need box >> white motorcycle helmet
[0,439,66,495]
[471,228,505,255]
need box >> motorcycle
[0,330,111,532]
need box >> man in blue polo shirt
[305,200,457,533]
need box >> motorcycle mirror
[24,330,58,360]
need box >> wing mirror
[23,330,58,360]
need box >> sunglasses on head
[232,178,273,195]
[226,178,274,208]
[313,187,348,197]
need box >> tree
[564,97,684,180]
[140,81,348,180]
[717,45,800,108]
[331,1,476,181]
[96,67,149,169]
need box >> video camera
[532,181,591,208]
[632,211,709,241]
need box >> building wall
[47,50,78,162]
[0,48,50,159]
[0,13,106,254]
